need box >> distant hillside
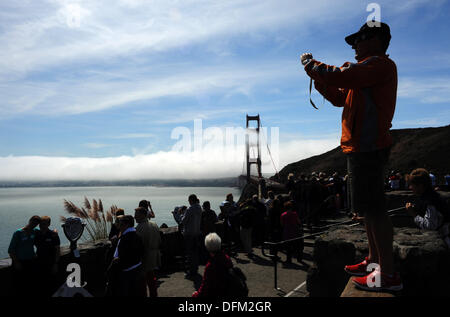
[0,178,239,188]
[274,125,450,184]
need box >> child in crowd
[405,168,450,248]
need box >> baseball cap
[345,21,391,46]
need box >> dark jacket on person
[201,209,218,236]
[192,251,233,297]
[240,205,256,229]
[181,203,202,236]
[35,229,60,265]
[268,200,282,237]
[109,225,120,240]
[253,200,267,220]
[116,230,144,271]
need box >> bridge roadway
[156,233,317,298]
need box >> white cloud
[394,118,441,127]
[398,77,450,103]
[151,108,250,125]
[0,61,297,117]
[393,109,450,128]
[83,143,112,149]
[0,0,357,78]
[0,0,443,118]
[108,133,155,139]
[0,135,339,181]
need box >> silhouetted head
[188,194,199,205]
[138,200,149,209]
[346,21,391,61]
[284,201,294,211]
[39,216,51,231]
[134,207,148,223]
[408,168,432,195]
[202,201,211,211]
[28,215,41,229]
[117,215,134,232]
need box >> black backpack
[225,266,249,297]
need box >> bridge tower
[246,114,262,183]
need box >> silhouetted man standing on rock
[301,21,402,291]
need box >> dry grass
[62,197,121,242]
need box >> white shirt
[414,205,443,230]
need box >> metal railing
[260,206,407,290]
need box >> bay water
[0,186,241,259]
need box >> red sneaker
[352,270,403,292]
[344,257,374,276]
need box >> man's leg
[349,148,401,290]
[146,270,158,297]
[347,152,380,265]
[240,227,248,253]
[366,212,394,275]
[369,148,393,275]
[285,242,293,263]
[186,235,197,275]
[365,221,379,263]
[297,238,304,262]
[189,235,200,275]
[184,235,192,274]
[118,271,131,296]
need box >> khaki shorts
[347,147,390,216]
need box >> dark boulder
[307,226,450,297]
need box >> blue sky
[0,0,449,180]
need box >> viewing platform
[340,278,395,297]
[0,230,318,297]
[157,244,314,297]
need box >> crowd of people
[7,167,450,297]
[385,170,450,191]
[285,171,347,227]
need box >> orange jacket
[305,55,397,153]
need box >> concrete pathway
[156,241,315,298]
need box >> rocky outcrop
[307,226,450,297]
[274,125,450,184]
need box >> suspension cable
[259,120,279,176]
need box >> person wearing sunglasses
[300,21,402,292]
